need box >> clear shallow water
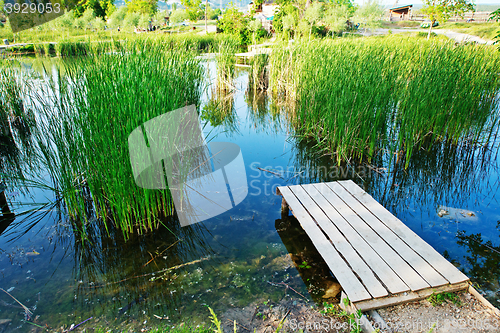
[0,57,499,331]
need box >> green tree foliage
[181,0,203,21]
[489,8,500,48]
[324,3,352,34]
[273,4,299,33]
[170,9,189,25]
[125,0,158,16]
[124,11,141,26]
[217,4,248,35]
[355,0,384,30]
[422,0,474,38]
[74,0,115,19]
[108,6,128,28]
[274,0,357,37]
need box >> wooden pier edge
[351,281,470,312]
[468,284,500,319]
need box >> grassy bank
[0,33,240,57]
[269,36,500,167]
[437,22,499,40]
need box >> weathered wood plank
[290,185,388,299]
[304,183,409,297]
[329,183,448,290]
[324,182,431,291]
[338,180,469,285]
[278,186,372,302]
[309,183,409,295]
[353,281,470,312]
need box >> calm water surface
[0,57,499,331]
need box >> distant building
[389,4,413,21]
[248,0,279,32]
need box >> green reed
[269,36,500,167]
[19,40,204,238]
[249,54,269,91]
[215,40,239,91]
[28,33,239,57]
[0,65,38,189]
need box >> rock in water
[437,205,479,223]
[437,209,449,217]
[0,319,12,325]
[322,281,342,299]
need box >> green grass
[427,291,462,306]
[249,54,269,91]
[269,35,500,167]
[381,21,422,28]
[215,39,239,91]
[1,40,205,238]
[0,27,240,56]
[437,22,500,40]
[0,66,38,190]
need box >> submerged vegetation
[269,36,500,167]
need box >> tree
[489,8,500,49]
[180,0,203,22]
[170,9,189,25]
[355,0,384,31]
[324,3,353,35]
[422,0,474,39]
[74,0,115,19]
[217,4,248,35]
[125,0,158,16]
[108,6,128,28]
[304,1,323,37]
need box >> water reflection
[72,215,218,322]
[201,88,238,134]
[275,215,341,304]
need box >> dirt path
[359,28,494,45]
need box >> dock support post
[277,188,289,218]
[281,197,289,216]
[0,191,12,216]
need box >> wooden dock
[277,180,470,311]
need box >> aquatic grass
[16,33,240,57]
[24,40,204,238]
[55,40,90,57]
[249,54,269,91]
[0,65,38,190]
[215,40,239,91]
[269,36,500,166]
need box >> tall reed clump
[249,54,269,91]
[215,40,238,91]
[0,65,37,188]
[269,36,500,167]
[55,40,90,56]
[34,40,204,237]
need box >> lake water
[0,57,499,332]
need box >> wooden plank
[304,183,407,297]
[310,183,409,295]
[329,183,449,290]
[290,185,388,299]
[325,182,431,291]
[278,186,372,302]
[468,285,500,319]
[338,180,469,285]
[353,281,470,312]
